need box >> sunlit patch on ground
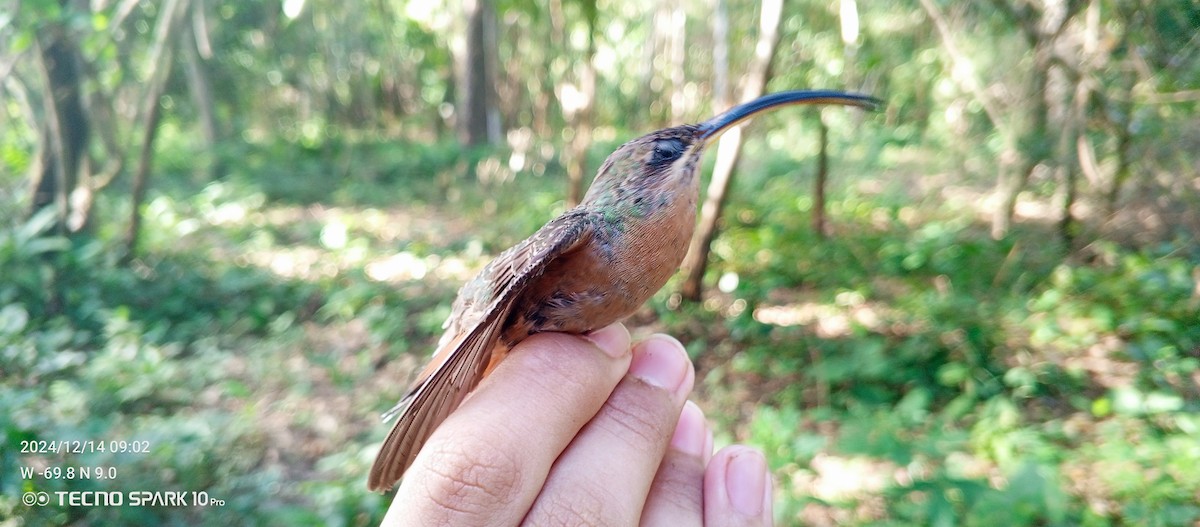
[1068,336,1138,390]
[239,245,343,280]
[752,292,886,338]
[181,192,488,283]
[365,252,476,283]
[795,453,897,501]
[135,175,1196,526]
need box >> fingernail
[583,323,630,359]
[670,401,708,458]
[726,448,768,517]
[629,335,690,393]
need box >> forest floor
[4,139,1198,526]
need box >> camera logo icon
[22,491,50,506]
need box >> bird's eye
[649,138,684,166]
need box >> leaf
[92,12,108,31]
[23,237,71,256]
[0,304,28,335]
[18,207,61,243]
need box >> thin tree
[180,0,222,180]
[811,0,861,239]
[679,0,784,302]
[458,0,499,146]
[123,0,190,259]
[562,0,598,207]
[28,20,89,235]
[921,0,1084,239]
[812,117,830,238]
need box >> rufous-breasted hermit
[368,89,878,491]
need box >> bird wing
[368,209,598,492]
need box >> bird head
[582,90,879,210]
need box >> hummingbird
[368,90,878,492]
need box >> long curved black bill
[697,90,880,141]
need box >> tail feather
[367,309,509,492]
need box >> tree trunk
[679,0,783,302]
[639,3,666,129]
[839,0,860,89]
[458,0,496,146]
[986,0,1085,239]
[482,3,502,143]
[1054,85,1081,250]
[123,0,189,259]
[820,0,858,240]
[667,0,688,124]
[813,116,829,239]
[124,82,167,260]
[1057,2,1100,249]
[1106,100,1133,217]
[564,0,598,207]
[181,2,222,180]
[29,23,90,235]
[711,0,730,111]
[990,44,1050,239]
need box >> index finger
[382,324,633,527]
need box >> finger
[640,400,713,526]
[703,446,775,527]
[522,335,695,526]
[384,324,632,527]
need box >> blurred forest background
[2,0,1198,525]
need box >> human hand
[380,323,774,526]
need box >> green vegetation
[3,0,1198,525]
[3,136,1197,525]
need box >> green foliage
[4,129,1199,524]
[667,153,1200,525]
[0,207,386,524]
[3,0,1199,523]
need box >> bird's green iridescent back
[498,125,707,343]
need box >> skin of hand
[379,323,774,526]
